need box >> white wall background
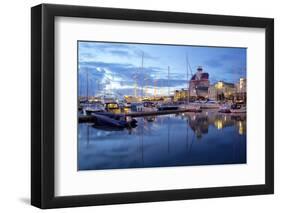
[0,0,279,212]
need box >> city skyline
[78,41,246,97]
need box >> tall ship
[189,66,210,99]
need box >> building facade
[174,89,189,101]
[174,77,246,102]
[235,78,247,102]
[208,81,236,100]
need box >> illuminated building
[209,81,236,101]
[236,78,247,93]
[235,78,247,102]
[174,89,189,101]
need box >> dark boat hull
[158,106,179,111]
[79,112,137,128]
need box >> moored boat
[230,103,246,113]
[80,112,138,128]
[157,104,179,111]
[82,102,105,115]
[218,103,246,113]
[218,104,231,113]
[200,100,220,109]
[104,102,120,111]
[131,102,157,112]
[230,106,246,113]
[179,104,202,112]
[91,113,127,128]
[124,102,131,108]
[95,111,137,127]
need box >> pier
[79,108,202,123]
[124,108,201,117]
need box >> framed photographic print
[31,3,274,209]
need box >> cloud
[78,60,187,96]
[79,61,161,81]
[79,61,167,96]
[78,41,158,60]
[78,42,247,96]
[109,50,132,57]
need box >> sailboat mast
[141,52,144,99]
[134,74,137,98]
[154,80,157,97]
[110,73,112,98]
[186,54,190,105]
[168,66,170,97]
[86,68,89,102]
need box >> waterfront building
[235,78,247,102]
[236,78,247,93]
[208,84,217,100]
[207,78,247,102]
[212,81,236,101]
[174,89,189,101]
[124,95,141,103]
[189,66,210,99]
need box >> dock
[79,108,202,123]
[124,108,201,117]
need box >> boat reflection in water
[78,110,246,170]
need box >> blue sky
[78,41,246,97]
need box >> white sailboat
[179,54,201,112]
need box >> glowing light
[238,121,244,135]
[215,120,223,130]
[216,81,224,89]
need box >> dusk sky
[78,41,246,97]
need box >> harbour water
[78,110,246,171]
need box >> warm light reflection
[107,103,119,109]
[238,121,243,135]
[214,120,223,130]
[109,108,122,114]
[123,108,130,113]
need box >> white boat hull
[230,108,246,113]
[179,104,201,111]
[200,104,220,109]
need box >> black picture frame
[31,3,274,209]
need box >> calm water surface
[78,110,246,170]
